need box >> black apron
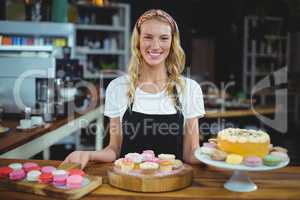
[120,87,184,160]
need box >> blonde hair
[127,9,186,110]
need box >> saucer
[0,127,10,134]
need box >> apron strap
[173,85,182,112]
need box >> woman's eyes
[143,36,170,40]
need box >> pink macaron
[142,150,155,155]
[53,174,68,186]
[244,156,263,167]
[41,166,56,174]
[9,169,26,181]
[148,157,160,163]
[203,142,217,148]
[142,153,155,161]
[67,175,83,189]
[23,162,40,172]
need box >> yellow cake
[217,128,270,158]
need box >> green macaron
[263,155,282,166]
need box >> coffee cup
[20,119,32,129]
[31,116,43,126]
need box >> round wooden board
[107,164,193,192]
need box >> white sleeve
[104,80,121,118]
[182,79,205,119]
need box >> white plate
[194,148,289,171]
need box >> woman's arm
[63,117,122,168]
[183,117,202,164]
[90,117,122,162]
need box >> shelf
[76,47,125,55]
[264,35,288,40]
[76,24,125,32]
[245,72,270,76]
[247,53,286,58]
[0,45,54,52]
[84,70,121,79]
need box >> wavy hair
[127,9,186,110]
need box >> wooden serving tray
[107,164,193,192]
[0,163,102,200]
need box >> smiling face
[139,18,172,68]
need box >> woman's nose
[150,39,160,49]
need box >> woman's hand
[62,151,91,169]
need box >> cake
[140,162,159,174]
[172,159,183,169]
[115,151,185,174]
[217,128,270,158]
[158,154,175,161]
[159,160,173,172]
[120,158,134,173]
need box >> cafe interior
[0,0,300,198]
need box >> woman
[63,9,205,169]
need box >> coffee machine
[0,46,83,121]
[0,56,56,118]
[54,47,83,117]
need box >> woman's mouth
[148,51,163,59]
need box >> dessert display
[199,128,289,168]
[113,151,185,176]
[108,150,193,192]
[0,163,88,189]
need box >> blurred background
[0,0,299,164]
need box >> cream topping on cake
[218,128,270,143]
[140,162,159,170]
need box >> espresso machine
[54,47,83,118]
[0,56,56,119]
[0,47,83,121]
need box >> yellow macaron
[226,154,243,165]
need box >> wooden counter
[0,106,103,159]
[1,158,299,200]
[205,107,275,118]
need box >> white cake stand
[194,148,289,192]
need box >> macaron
[200,146,215,156]
[0,166,13,178]
[226,154,243,165]
[41,166,56,174]
[52,169,68,177]
[142,150,155,155]
[271,146,288,153]
[9,169,26,181]
[142,153,155,161]
[244,156,263,167]
[67,175,83,189]
[9,163,23,171]
[158,154,176,161]
[263,155,283,166]
[38,173,53,184]
[26,170,41,182]
[114,158,123,168]
[210,149,227,161]
[148,157,160,163]
[270,151,289,162]
[68,169,85,177]
[23,162,40,172]
[53,174,68,186]
[203,142,217,148]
